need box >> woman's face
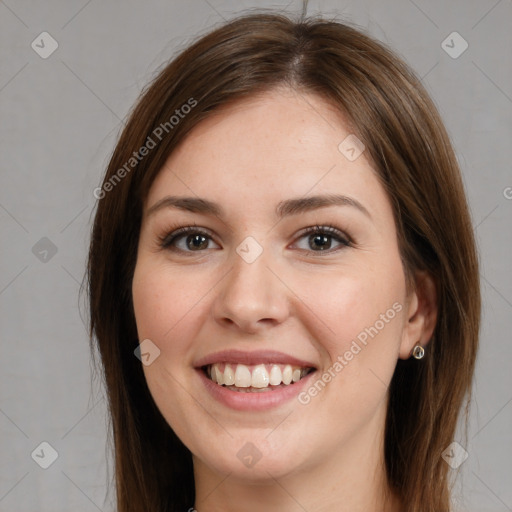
[132,88,422,481]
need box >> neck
[192,399,402,512]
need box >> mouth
[194,349,318,409]
[202,362,316,393]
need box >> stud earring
[411,344,425,359]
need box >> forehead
[146,88,391,226]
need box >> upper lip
[194,349,317,369]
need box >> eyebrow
[146,193,372,220]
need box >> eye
[159,225,220,253]
[292,225,351,253]
[159,223,351,255]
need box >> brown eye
[159,224,351,255]
[308,233,334,251]
[183,233,210,250]
[160,227,220,253]
[293,225,351,253]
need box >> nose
[211,246,289,334]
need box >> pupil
[311,234,330,250]
[188,234,208,250]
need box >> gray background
[0,0,511,511]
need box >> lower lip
[196,368,316,411]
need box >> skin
[132,87,438,512]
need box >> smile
[194,349,318,410]
[204,363,315,392]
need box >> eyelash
[157,223,352,256]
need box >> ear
[398,270,438,360]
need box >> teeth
[269,365,282,386]
[224,364,235,385]
[282,365,292,385]
[251,364,269,388]
[234,364,251,387]
[213,365,224,385]
[207,362,313,389]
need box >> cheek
[295,264,405,357]
[291,272,404,436]
[131,261,207,433]
[293,260,405,409]
[132,260,205,345]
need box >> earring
[411,344,425,359]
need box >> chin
[191,430,311,482]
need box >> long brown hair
[87,10,480,512]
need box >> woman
[87,10,481,512]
